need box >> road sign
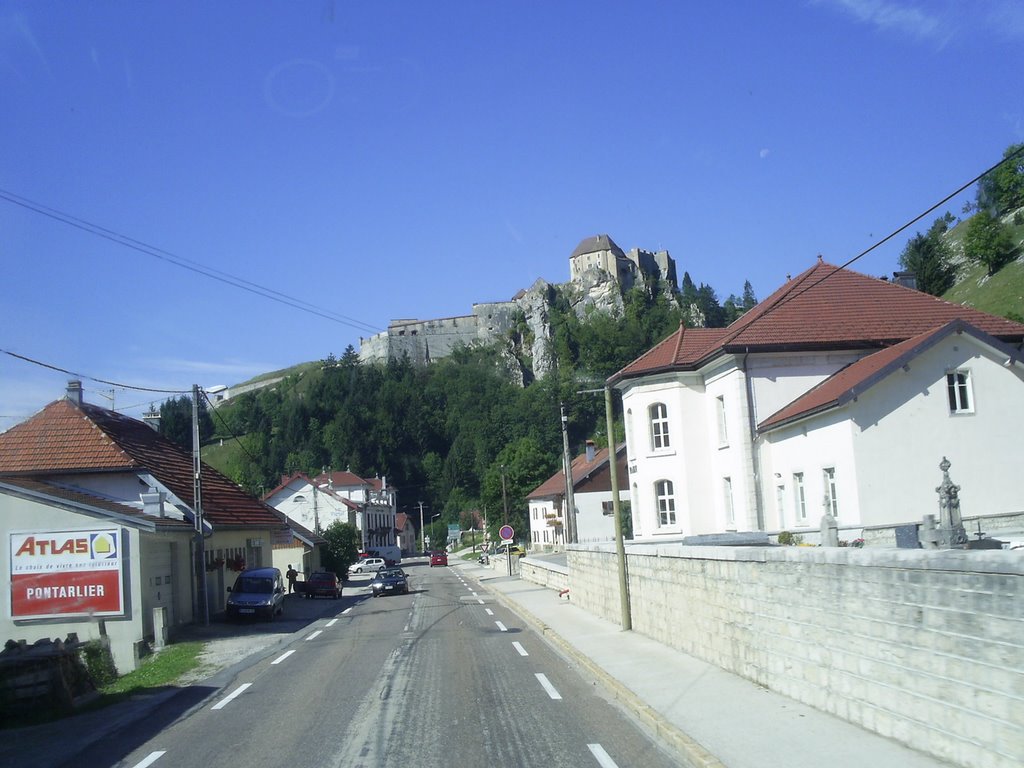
[498,524,514,541]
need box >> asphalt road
[96,560,682,768]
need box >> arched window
[655,479,676,526]
[649,403,670,450]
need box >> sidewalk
[460,558,953,768]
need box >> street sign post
[498,524,514,542]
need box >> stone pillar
[934,457,968,549]
[820,513,839,547]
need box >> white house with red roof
[527,442,629,548]
[263,469,398,555]
[608,259,1024,544]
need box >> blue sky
[2,0,1022,430]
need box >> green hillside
[941,212,1024,321]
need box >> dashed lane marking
[272,650,296,665]
[587,744,619,767]
[535,673,562,700]
[306,630,323,641]
[495,621,508,632]
[326,618,338,627]
[211,683,251,710]
[130,752,166,768]
[512,641,528,656]
[485,608,494,616]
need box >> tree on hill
[963,211,1017,276]
[159,394,214,451]
[898,214,957,297]
[977,143,1024,217]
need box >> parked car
[305,571,341,599]
[371,568,410,597]
[430,551,448,567]
[349,557,386,574]
[500,544,527,558]
[226,567,284,620]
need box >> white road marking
[211,683,252,710]
[306,630,323,641]
[326,618,338,627]
[485,608,494,616]
[495,621,508,632]
[535,673,562,700]
[343,607,353,614]
[512,641,528,656]
[588,744,619,767]
[477,598,484,604]
[271,650,295,665]
[130,752,166,768]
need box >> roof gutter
[741,349,765,531]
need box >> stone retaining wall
[565,543,1023,768]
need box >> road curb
[482,577,725,768]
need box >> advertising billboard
[10,529,125,620]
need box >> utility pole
[605,384,631,631]
[192,385,209,626]
[500,465,509,525]
[560,403,577,544]
[418,500,427,554]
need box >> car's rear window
[235,577,273,593]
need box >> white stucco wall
[622,373,713,538]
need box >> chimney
[141,490,166,517]
[66,380,83,406]
[586,440,596,463]
[142,406,160,431]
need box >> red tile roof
[528,443,626,499]
[0,476,194,532]
[0,399,284,530]
[757,319,1021,431]
[611,260,1024,383]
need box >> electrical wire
[0,187,383,334]
[715,144,1024,347]
[200,389,267,473]
[0,348,190,394]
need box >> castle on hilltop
[358,235,677,369]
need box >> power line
[200,389,265,471]
[0,188,383,334]
[717,144,1024,347]
[0,347,190,394]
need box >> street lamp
[418,501,427,554]
[425,513,440,552]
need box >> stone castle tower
[358,235,677,371]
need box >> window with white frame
[793,472,807,523]
[650,403,670,450]
[775,484,786,528]
[723,476,735,527]
[655,479,676,526]
[716,395,728,446]
[823,467,838,517]
[946,369,973,414]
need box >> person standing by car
[286,564,298,593]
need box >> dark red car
[305,571,341,599]
[430,551,448,567]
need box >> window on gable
[649,402,670,450]
[946,370,973,414]
[655,479,676,526]
[823,467,838,517]
[793,472,807,523]
[716,395,728,447]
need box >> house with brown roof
[263,469,399,556]
[0,382,287,671]
[608,259,1024,543]
[527,441,629,548]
